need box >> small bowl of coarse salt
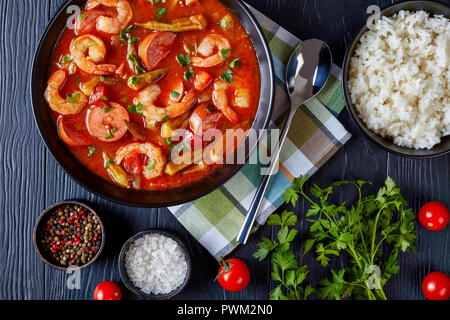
[118,230,191,299]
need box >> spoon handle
[236,106,298,244]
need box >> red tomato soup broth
[46,0,261,191]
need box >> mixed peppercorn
[38,204,103,267]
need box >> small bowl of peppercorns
[33,200,105,271]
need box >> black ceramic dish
[33,200,105,271]
[118,230,192,300]
[31,0,275,207]
[342,1,450,158]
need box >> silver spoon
[236,39,333,244]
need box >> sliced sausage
[139,32,177,70]
[87,102,129,142]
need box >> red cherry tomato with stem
[418,201,449,231]
[94,281,122,300]
[216,258,250,292]
[421,272,450,300]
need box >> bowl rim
[117,229,192,300]
[342,0,450,159]
[30,0,275,208]
[33,200,106,271]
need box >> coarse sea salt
[124,234,188,295]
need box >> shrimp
[70,34,117,75]
[86,0,133,34]
[115,143,166,180]
[212,80,240,124]
[135,85,197,124]
[191,34,230,68]
[44,70,88,115]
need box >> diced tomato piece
[194,71,212,91]
[123,150,143,176]
[89,85,107,105]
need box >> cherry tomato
[418,201,449,231]
[94,281,122,300]
[217,258,250,292]
[421,272,450,300]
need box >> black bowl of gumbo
[33,201,105,270]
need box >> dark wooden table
[0,0,448,300]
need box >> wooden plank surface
[0,0,448,300]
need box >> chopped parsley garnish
[161,114,169,123]
[100,75,106,82]
[184,66,194,82]
[79,13,86,21]
[171,91,180,99]
[230,58,240,68]
[165,138,175,155]
[111,127,117,133]
[104,159,115,168]
[60,54,72,64]
[155,7,167,19]
[66,93,80,104]
[88,146,96,158]
[183,140,191,151]
[120,25,135,41]
[147,0,166,4]
[128,103,144,116]
[101,105,114,113]
[131,76,140,85]
[105,129,114,140]
[146,159,156,171]
[176,53,191,66]
[221,48,231,60]
[128,36,139,44]
[220,68,233,84]
[101,96,108,102]
[83,43,95,53]
[127,54,145,74]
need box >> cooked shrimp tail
[44,70,88,115]
[70,34,117,75]
[191,34,230,68]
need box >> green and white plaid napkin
[169,5,351,259]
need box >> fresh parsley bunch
[253,211,313,300]
[284,176,416,300]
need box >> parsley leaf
[60,54,72,64]
[176,53,191,66]
[221,48,231,60]
[87,146,96,158]
[155,7,167,19]
[230,58,240,68]
[128,103,144,116]
[104,159,115,168]
[146,159,156,171]
[65,93,80,104]
[171,91,180,99]
[220,68,232,84]
[184,66,194,82]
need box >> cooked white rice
[124,234,188,295]
[349,10,449,149]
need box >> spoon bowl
[286,39,333,106]
[236,39,332,244]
